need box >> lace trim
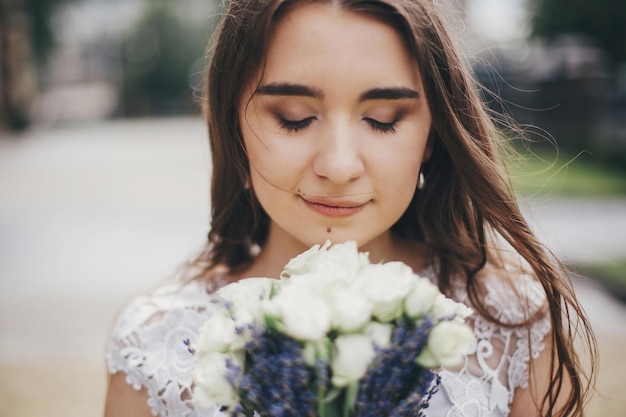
[425,269,551,417]
[107,273,551,417]
[107,281,226,417]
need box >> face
[239,3,432,257]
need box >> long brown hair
[195,0,597,415]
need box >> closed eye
[364,117,398,134]
[277,116,316,133]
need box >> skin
[105,6,432,413]
[510,333,573,417]
[104,373,153,417]
[104,4,555,415]
[237,3,433,280]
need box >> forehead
[260,3,419,87]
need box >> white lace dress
[106,268,550,417]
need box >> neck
[235,224,310,279]
[233,222,430,280]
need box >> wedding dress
[106,267,550,417]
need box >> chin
[313,231,381,250]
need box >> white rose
[454,303,474,321]
[331,334,376,387]
[192,351,242,409]
[416,321,476,368]
[432,295,474,321]
[326,286,372,332]
[286,271,342,293]
[264,283,332,341]
[310,241,370,280]
[280,241,330,278]
[195,312,245,354]
[282,241,370,282]
[404,278,441,318]
[352,262,416,322]
[217,277,275,325]
[364,322,394,349]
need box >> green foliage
[120,0,210,116]
[530,0,626,68]
[507,145,626,197]
[575,261,626,302]
[23,0,74,64]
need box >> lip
[301,196,368,218]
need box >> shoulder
[478,265,548,325]
[433,264,552,414]
[466,267,551,388]
[108,280,220,347]
[106,279,225,416]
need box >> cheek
[371,138,427,202]
[383,160,420,196]
[375,135,428,182]
[242,125,306,193]
[248,146,296,189]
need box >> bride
[104,0,597,416]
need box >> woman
[104,0,597,416]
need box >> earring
[418,171,425,190]
[243,175,251,190]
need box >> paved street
[0,117,211,361]
[0,117,625,416]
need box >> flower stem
[343,383,359,417]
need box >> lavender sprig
[233,327,319,417]
[353,317,436,417]
[192,242,475,417]
[389,372,441,417]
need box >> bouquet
[191,241,475,417]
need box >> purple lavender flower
[227,317,440,417]
[192,243,474,417]
[233,327,319,417]
[353,316,438,417]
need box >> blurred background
[0,0,625,415]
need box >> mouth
[300,196,369,218]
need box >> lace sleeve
[424,268,552,417]
[106,281,226,417]
[503,279,552,392]
[480,271,552,393]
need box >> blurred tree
[529,0,626,168]
[120,0,210,116]
[23,0,74,64]
[0,0,72,130]
[530,0,626,70]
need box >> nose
[312,122,365,184]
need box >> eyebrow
[256,83,324,98]
[359,87,420,101]
[256,83,420,101]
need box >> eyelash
[278,117,316,133]
[364,117,398,134]
[276,116,400,134]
